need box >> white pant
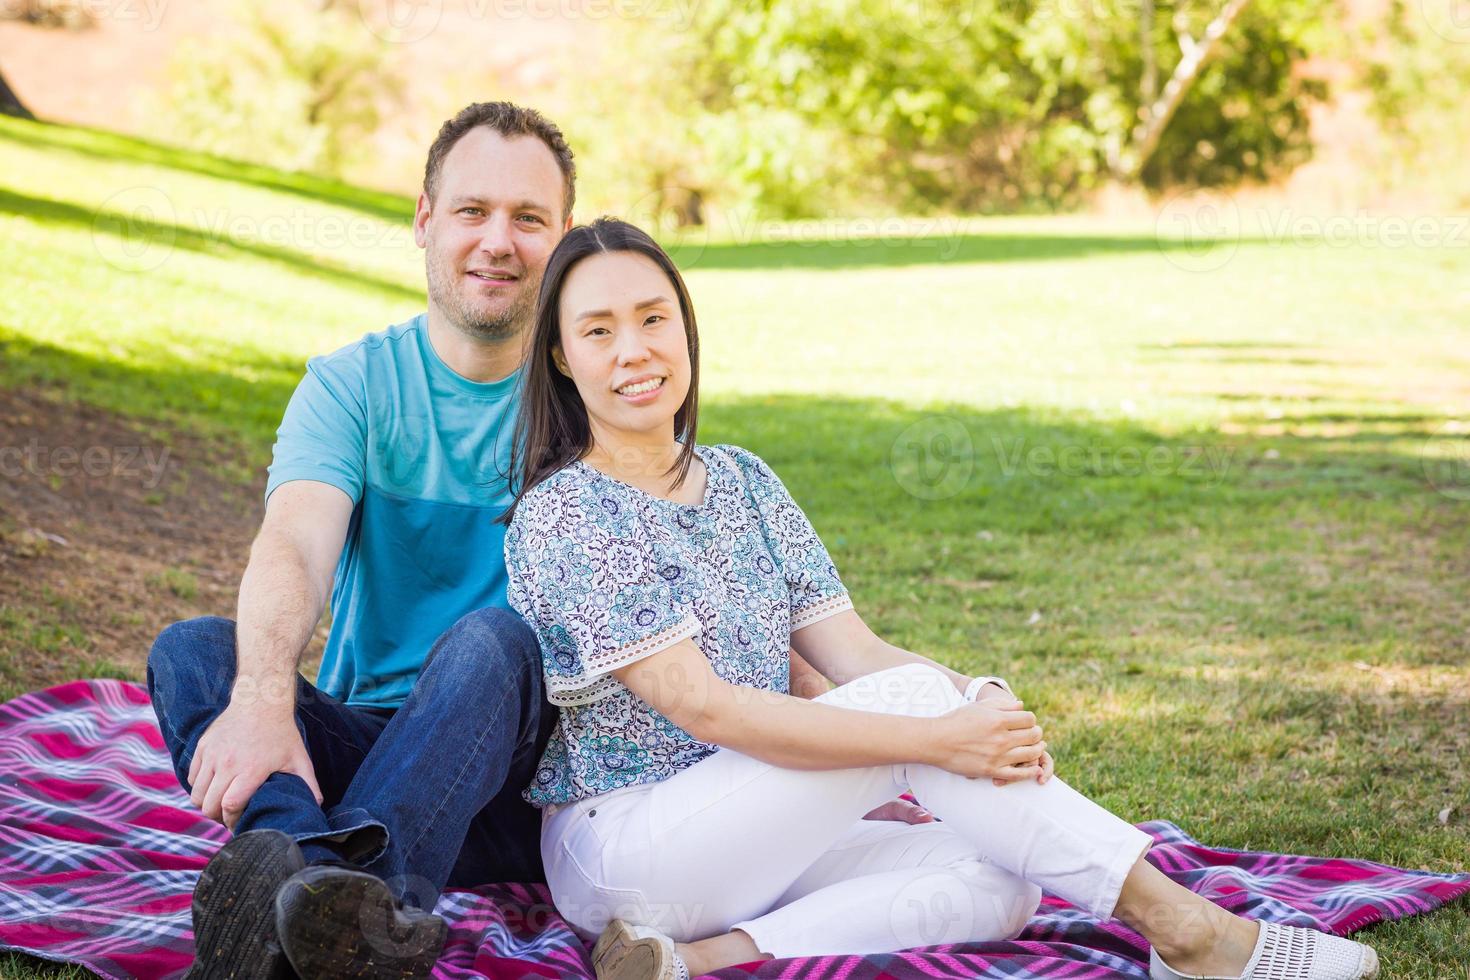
[541,663,1154,957]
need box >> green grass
[1,115,1467,976]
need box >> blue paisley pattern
[505,444,851,807]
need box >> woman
[500,218,1379,980]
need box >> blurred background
[0,2,1468,973]
[2,0,1468,218]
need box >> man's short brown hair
[424,102,576,219]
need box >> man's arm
[788,648,832,700]
[187,480,354,828]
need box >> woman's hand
[928,699,1047,783]
[862,798,935,824]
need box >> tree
[0,66,34,120]
[1108,0,1257,181]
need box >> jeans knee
[148,616,236,705]
[423,607,542,694]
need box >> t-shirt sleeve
[505,480,700,707]
[720,445,853,632]
[265,357,368,506]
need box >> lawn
[1,113,1467,977]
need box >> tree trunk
[1111,0,1253,181]
[0,68,34,120]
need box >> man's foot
[274,863,448,979]
[185,829,305,980]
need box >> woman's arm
[611,638,1042,778]
[791,608,1011,703]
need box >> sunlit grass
[1,115,1467,976]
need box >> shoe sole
[184,829,304,980]
[275,866,447,979]
[592,920,673,980]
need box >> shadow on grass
[0,187,420,302]
[0,116,414,225]
[2,327,1458,520]
[0,328,306,458]
[669,229,1272,271]
[4,116,1264,275]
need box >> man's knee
[425,607,538,676]
[147,616,237,707]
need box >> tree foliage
[149,0,400,178]
[576,0,1326,218]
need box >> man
[149,101,927,980]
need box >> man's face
[414,128,570,343]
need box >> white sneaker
[1150,921,1379,979]
[591,919,692,980]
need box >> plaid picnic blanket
[1,680,1466,979]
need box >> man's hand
[862,798,934,824]
[188,700,323,830]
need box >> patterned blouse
[504,443,853,807]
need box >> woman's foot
[1150,913,1262,977]
[1151,920,1379,980]
[591,920,690,980]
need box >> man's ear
[413,193,431,249]
[551,346,572,378]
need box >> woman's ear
[551,346,572,378]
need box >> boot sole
[275,866,447,979]
[184,829,304,980]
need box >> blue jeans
[146,608,558,909]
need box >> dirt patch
[0,384,283,689]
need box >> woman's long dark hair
[498,217,701,525]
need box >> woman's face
[553,250,692,445]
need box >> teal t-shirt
[266,314,519,708]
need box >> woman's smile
[615,375,666,403]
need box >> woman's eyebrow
[574,296,674,322]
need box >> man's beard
[426,249,539,342]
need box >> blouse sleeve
[505,478,700,707]
[718,445,853,632]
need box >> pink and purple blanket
[1,679,1466,979]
